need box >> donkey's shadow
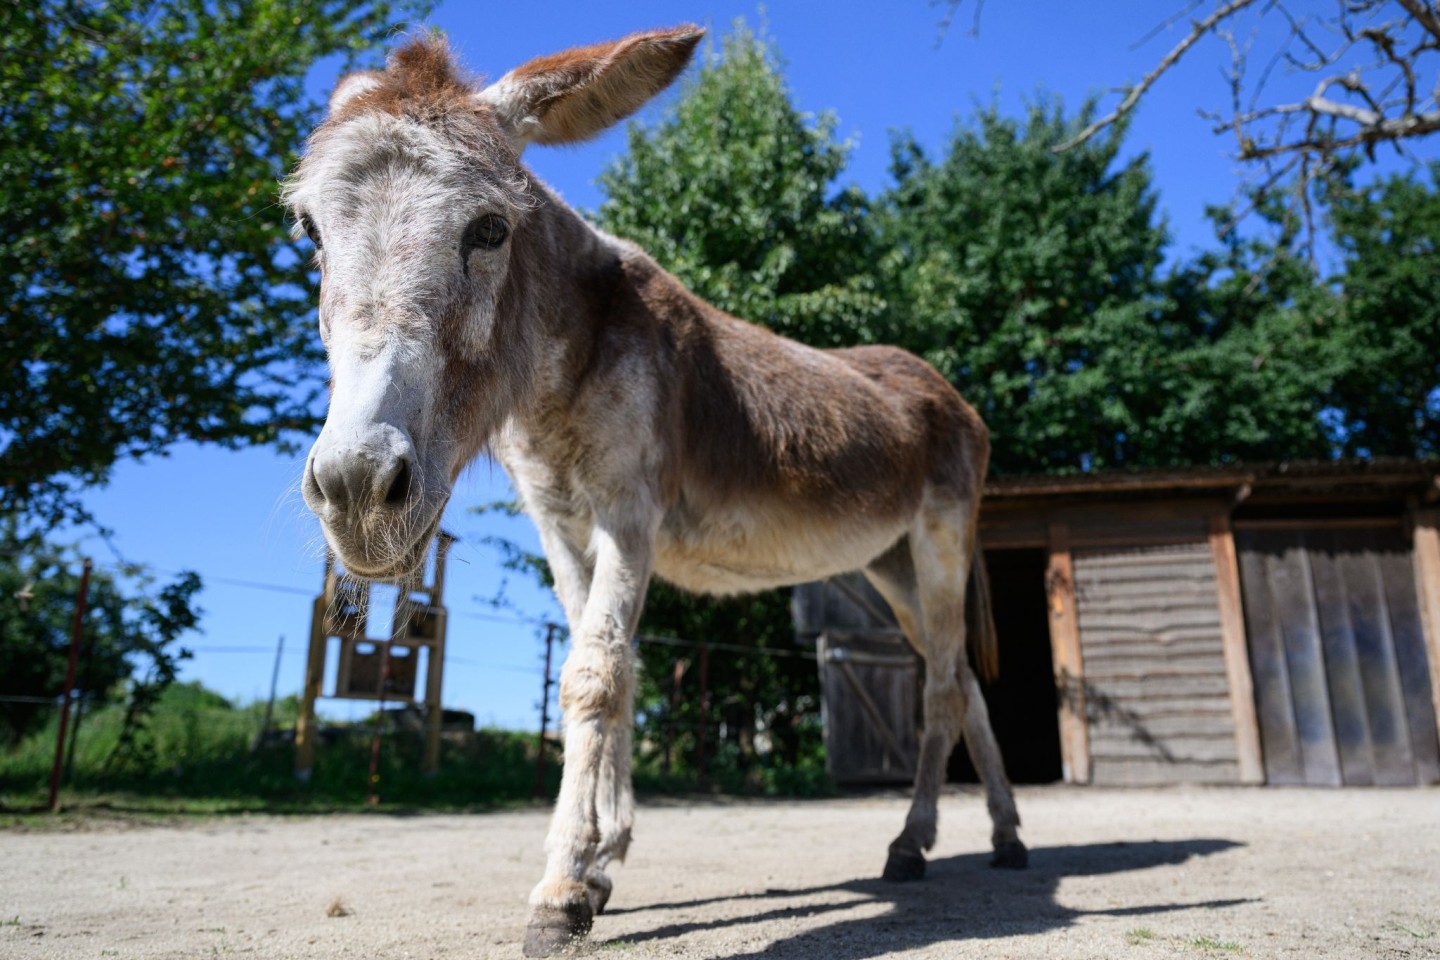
[601,838,1251,958]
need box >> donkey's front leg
[525,515,654,957]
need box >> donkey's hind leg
[862,540,944,881]
[867,499,1024,882]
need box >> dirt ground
[2,785,1438,960]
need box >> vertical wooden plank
[1274,533,1342,785]
[1046,521,1090,784]
[1305,528,1377,785]
[423,608,448,776]
[294,593,328,781]
[1236,529,1305,785]
[1208,514,1266,784]
[1379,545,1440,785]
[1339,530,1416,785]
[1413,509,1440,760]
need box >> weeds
[1186,936,1243,952]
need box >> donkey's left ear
[477,25,703,151]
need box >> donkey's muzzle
[303,424,417,522]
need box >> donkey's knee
[558,642,632,721]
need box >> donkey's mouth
[327,509,444,582]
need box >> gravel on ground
[2,785,1438,959]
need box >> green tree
[0,0,429,528]
[878,103,1172,472]
[1155,199,1345,466]
[1323,162,1440,458]
[0,524,200,750]
[595,21,883,349]
[878,103,1346,472]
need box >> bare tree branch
[1053,0,1265,152]
[1044,0,1440,230]
[1397,0,1440,41]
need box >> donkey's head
[285,27,702,578]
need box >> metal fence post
[48,557,92,812]
[696,642,710,780]
[533,623,556,798]
[662,657,686,777]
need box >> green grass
[1125,927,1157,945]
[1,682,835,824]
[0,682,560,821]
[1185,936,1243,952]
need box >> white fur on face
[284,111,533,573]
[287,113,530,348]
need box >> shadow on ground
[602,839,1252,958]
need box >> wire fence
[4,560,826,805]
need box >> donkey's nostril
[384,460,413,506]
[303,459,324,505]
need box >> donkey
[286,26,1026,956]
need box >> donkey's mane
[334,36,480,121]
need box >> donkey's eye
[300,215,323,250]
[462,213,509,253]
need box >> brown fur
[505,26,703,144]
[330,37,480,123]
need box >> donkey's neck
[514,181,679,412]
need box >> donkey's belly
[653,501,907,596]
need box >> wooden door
[1236,523,1440,786]
[816,631,920,784]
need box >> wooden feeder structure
[294,532,456,780]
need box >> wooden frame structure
[294,533,456,780]
[980,460,1440,786]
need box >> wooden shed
[796,460,1440,788]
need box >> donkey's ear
[477,25,703,150]
[330,70,384,113]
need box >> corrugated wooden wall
[1074,542,1240,784]
[1236,524,1440,786]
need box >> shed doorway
[949,548,1063,784]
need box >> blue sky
[77,1,1430,729]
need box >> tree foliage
[0,0,429,527]
[1322,161,1440,458]
[878,105,1175,472]
[0,524,200,750]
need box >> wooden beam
[1046,521,1090,784]
[1411,509,1440,749]
[1208,513,1266,784]
[294,594,328,781]
[423,608,448,776]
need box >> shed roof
[984,458,1440,502]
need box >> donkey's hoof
[990,839,1029,870]
[586,876,613,916]
[882,848,927,882]
[522,903,593,957]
